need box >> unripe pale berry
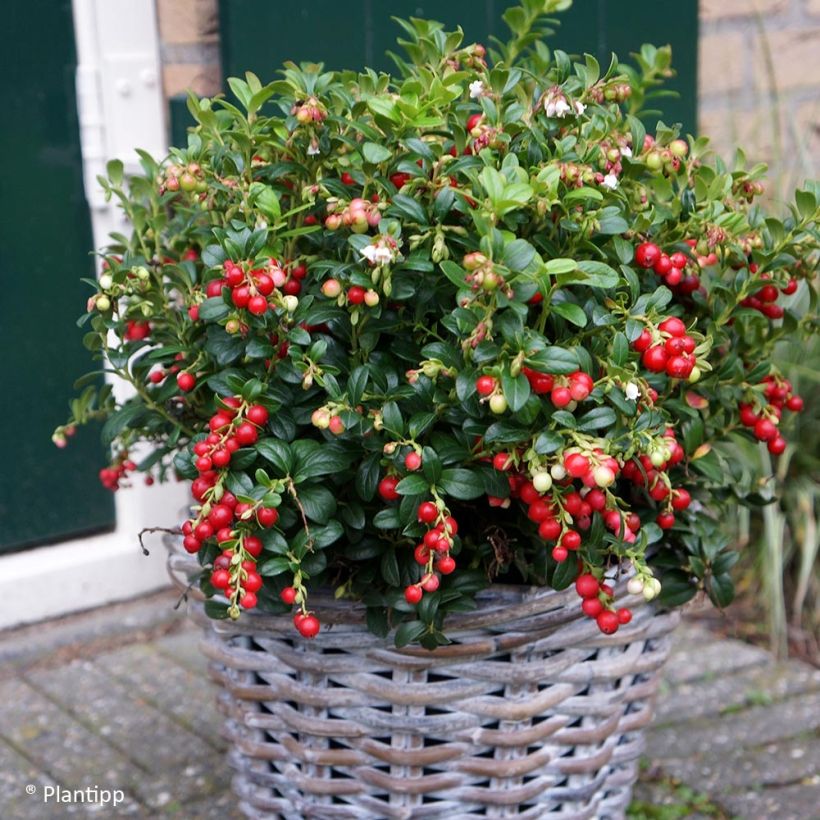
[532,471,552,493]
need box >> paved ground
[0,591,817,819]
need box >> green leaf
[356,453,381,501]
[575,260,620,288]
[439,260,467,288]
[534,430,563,454]
[362,142,392,164]
[395,474,430,495]
[389,194,428,225]
[394,620,426,648]
[438,468,485,500]
[545,258,577,275]
[297,485,337,524]
[501,370,531,412]
[525,346,578,374]
[551,302,587,327]
[257,557,291,577]
[611,331,629,366]
[381,549,401,587]
[502,239,537,271]
[256,440,293,475]
[577,407,617,431]
[707,573,735,608]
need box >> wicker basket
[168,541,678,820]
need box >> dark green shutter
[1,0,115,552]
[216,0,696,134]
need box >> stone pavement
[0,591,817,819]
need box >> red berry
[243,536,263,557]
[596,610,619,634]
[753,418,778,442]
[248,295,268,315]
[581,598,603,617]
[182,535,202,553]
[551,386,572,407]
[670,252,688,268]
[564,453,590,478]
[341,172,355,185]
[417,501,438,523]
[378,476,400,502]
[671,489,691,511]
[210,569,230,589]
[785,395,803,412]
[235,422,259,446]
[642,346,668,373]
[209,504,233,529]
[476,375,497,396]
[404,451,422,471]
[561,530,581,550]
[280,586,297,605]
[176,372,196,392]
[653,254,672,276]
[538,518,561,540]
[404,585,423,604]
[551,545,568,562]
[658,317,686,337]
[493,452,512,471]
[257,507,279,527]
[656,512,675,530]
[781,278,798,295]
[635,242,661,269]
[437,555,456,575]
[632,330,652,352]
[616,608,633,625]
[296,614,321,638]
[575,574,600,599]
[347,286,366,304]
[767,435,787,455]
[243,572,263,594]
[246,405,269,426]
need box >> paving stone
[647,691,820,760]
[0,678,144,813]
[131,755,233,812]
[0,590,186,674]
[658,734,820,796]
[0,738,62,819]
[161,783,243,818]
[660,638,771,686]
[654,660,820,725]
[154,629,210,675]
[25,659,212,767]
[93,643,225,751]
[719,781,820,820]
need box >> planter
[168,539,679,819]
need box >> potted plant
[58,1,818,815]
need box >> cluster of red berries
[320,277,380,307]
[522,367,594,407]
[404,502,458,604]
[632,316,699,380]
[99,453,137,490]
[192,398,269,474]
[275,584,322,638]
[634,241,700,296]
[622,428,689,528]
[324,196,382,233]
[209,539,264,611]
[575,573,632,634]
[159,161,206,195]
[739,375,803,455]
[740,268,797,320]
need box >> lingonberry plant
[58,1,818,647]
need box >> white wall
[0,0,187,630]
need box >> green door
[1,0,115,552]
[216,0,697,133]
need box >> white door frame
[0,0,187,630]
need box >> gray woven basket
[168,541,678,820]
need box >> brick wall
[156,0,819,193]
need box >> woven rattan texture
[169,543,679,819]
